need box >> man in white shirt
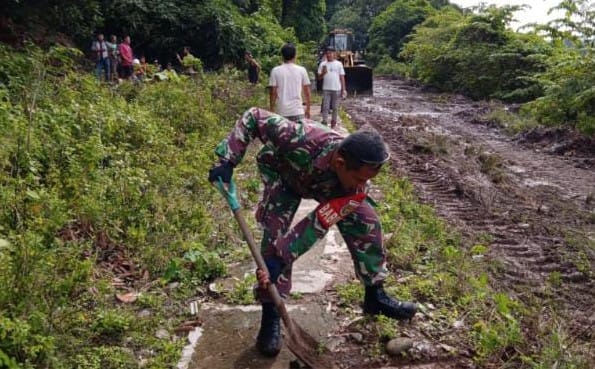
[268,43,311,121]
[317,46,346,129]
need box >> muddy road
[345,76,594,347]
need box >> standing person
[118,36,134,80]
[317,46,346,129]
[268,43,311,121]
[91,33,110,82]
[245,51,261,84]
[208,107,417,357]
[176,46,197,74]
[107,35,120,81]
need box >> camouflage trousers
[254,177,389,303]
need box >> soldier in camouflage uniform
[208,107,416,357]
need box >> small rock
[414,341,434,356]
[349,332,364,343]
[208,283,220,294]
[453,319,465,329]
[167,282,180,290]
[538,204,550,214]
[439,343,457,353]
[386,337,414,356]
[137,309,152,318]
[326,336,346,351]
[155,329,169,340]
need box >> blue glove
[215,177,240,211]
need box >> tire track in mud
[344,77,594,332]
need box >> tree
[2,0,296,70]
[522,0,595,135]
[3,0,103,46]
[401,5,551,101]
[367,0,436,65]
[547,0,594,46]
[280,0,326,41]
[327,0,393,50]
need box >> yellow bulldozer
[316,29,373,95]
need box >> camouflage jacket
[215,107,350,199]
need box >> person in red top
[118,36,134,80]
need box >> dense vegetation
[366,0,594,134]
[1,0,594,368]
[0,43,264,368]
[5,0,593,135]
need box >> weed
[478,152,506,183]
[470,244,488,256]
[548,271,563,287]
[520,315,593,369]
[91,310,133,340]
[485,108,538,135]
[290,291,304,300]
[316,341,328,355]
[368,341,384,359]
[374,315,398,340]
[224,274,256,305]
[136,293,164,309]
[241,177,262,203]
[477,232,495,244]
[336,281,364,306]
[0,44,266,367]
[72,346,137,369]
[464,145,480,156]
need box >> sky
[450,0,563,29]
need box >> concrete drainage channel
[177,199,355,369]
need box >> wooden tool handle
[232,209,295,332]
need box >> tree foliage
[280,0,327,42]
[400,5,551,102]
[522,0,595,134]
[326,0,393,50]
[367,0,437,65]
[2,0,296,69]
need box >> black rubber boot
[256,303,282,357]
[363,285,417,320]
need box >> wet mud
[344,76,594,354]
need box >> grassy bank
[0,44,266,368]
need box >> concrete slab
[187,303,334,369]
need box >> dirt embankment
[344,76,594,347]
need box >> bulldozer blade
[345,65,373,95]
